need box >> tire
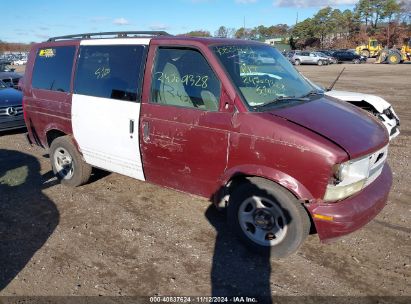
[361,50,370,58]
[387,52,401,64]
[294,59,301,66]
[317,60,323,66]
[353,59,360,64]
[227,177,310,258]
[50,136,92,187]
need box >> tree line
[2,1,411,52]
[0,41,32,53]
[180,0,411,49]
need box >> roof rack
[47,31,171,42]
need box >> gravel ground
[0,63,410,302]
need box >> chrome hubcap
[53,147,74,179]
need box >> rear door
[300,52,310,64]
[72,39,148,180]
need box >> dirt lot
[0,64,410,301]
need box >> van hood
[271,97,388,159]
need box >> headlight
[324,156,371,202]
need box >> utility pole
[296,12,299,25]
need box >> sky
[1,0,358,43]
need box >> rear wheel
[227,178,310,258]
[50,136,92,187]
[387,52,401,64]
[361,49,370,58]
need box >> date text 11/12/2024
[149,296,258,303]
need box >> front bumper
[0,117,26,132]
[306,164,392,242]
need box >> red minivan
[23,32,392,258]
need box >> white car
[324,90,400,139]
[303,74,400,140]
[12,59,27,66]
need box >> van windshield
[212,44,315,110]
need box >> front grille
[365,145,388,187]
[383,108,395,120]
[0,119,25,130]
[0,105,23,117]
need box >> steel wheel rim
[238,196,288,247]
[53,147,74,180]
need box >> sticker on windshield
[39,49,56,58]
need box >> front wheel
[50,136,92,187]
[317,60,323,66]
[227,178,310,258]
[294,59,301,66]
[353,59,360,64]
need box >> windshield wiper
[258,95,309,109]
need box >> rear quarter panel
[23,41,79,147]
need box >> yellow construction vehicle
[375,38,411,64]
[401,38,411,58]
[356,38,383,57]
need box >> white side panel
[325,90,391,113]
[72,94,145,181]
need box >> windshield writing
[212,44,314,109]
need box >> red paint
[306,164,392,242]
[23,40,79,147]
[23,36,392,242]
[273,96,389,158]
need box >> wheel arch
[215,165,314,208]
[46,129,67,148]
[44,122,76,148]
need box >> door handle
[142,121,150,143]
[129,119,135,134]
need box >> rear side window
[32,46,76,92]
[74,45,146,102]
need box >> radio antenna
[327,68,345,91]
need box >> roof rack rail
[47,31,171,42]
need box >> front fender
[219,164,314,200]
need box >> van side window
[74,45,146,102]
[151,48,221,111]
[32,46,75,92]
